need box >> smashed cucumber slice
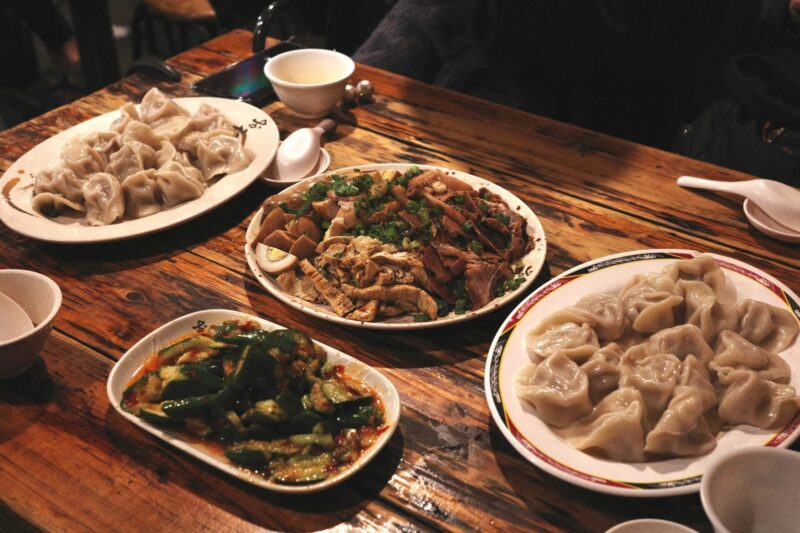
[161,395,213,418]
[320,381,374,407]
[288,433,334,448]
[138,404,184,428]
[336,405,385,428]
[158,335,220,364]
[224,439,305,468]
[270,453,335,484]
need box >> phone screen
[192,41,302,106]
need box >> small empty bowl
[606,519,697,533]
[700,447,800,533]
[0,270,62,378]
[264,48,355,118]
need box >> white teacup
[0,270,62,378]
[264,48,355,118]
[701,447,800,533]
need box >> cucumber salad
[121,320,388,485]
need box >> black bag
[675,54,800,186]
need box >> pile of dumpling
[32,87,253,226]
[515,255,800,463]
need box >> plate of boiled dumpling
[485,249,800,497]
[0,88,278,244]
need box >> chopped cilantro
[493,212,510,225]
[405,199,422,213]
[333,251,343,258]
[306,181,332,202]
[463,220,474,233]
[352,174,374,193]
[470,240,484,253]
[405,166,422,178]
[452,195,464,205]
[331,174,359,196]
[413,313,430,322]
[496,276,526,296]
[452,279,467,300]
[454,299,468,315]
[418,209,431,226]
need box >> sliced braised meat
[364,200,401,224]
[422,192,466,224]
[476,187,503,202]
[398,210,423,229]
[443,257,466,279]
[483,216,511,236]
[469,221,500,255]
[299,259,355,316]
[509,216,529,260]
[407,170,473,197]
[442,216,468,238]
[461,192,479,213]
[432,242,481,263]
[341,283,439,320]
[423,245,453,282]
[464,261,511,309]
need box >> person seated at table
[353,0,800,149]
[0,0,81,127]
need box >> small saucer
[743,199,800,243]
[261,144,331,188]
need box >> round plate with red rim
[485,249,800,497]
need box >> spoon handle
[314,119,336,134]
[677,176,754,198]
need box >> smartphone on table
[192,40,303,106]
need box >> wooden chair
[132,0,219,59]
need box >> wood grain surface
[0,30,798,532]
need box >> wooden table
[1,29,798,532]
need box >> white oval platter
[244,163,547,330]
[107,308,401,494]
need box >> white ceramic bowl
[606,519,697,533]
[700,447,800,533]
[0,270,62,378]
[264,48,355,118]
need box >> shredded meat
[298,259,355,316]
[347,299,380,321]
[277,270,320,301]
[341,283,439,320]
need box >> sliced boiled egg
[255,243,298,275]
